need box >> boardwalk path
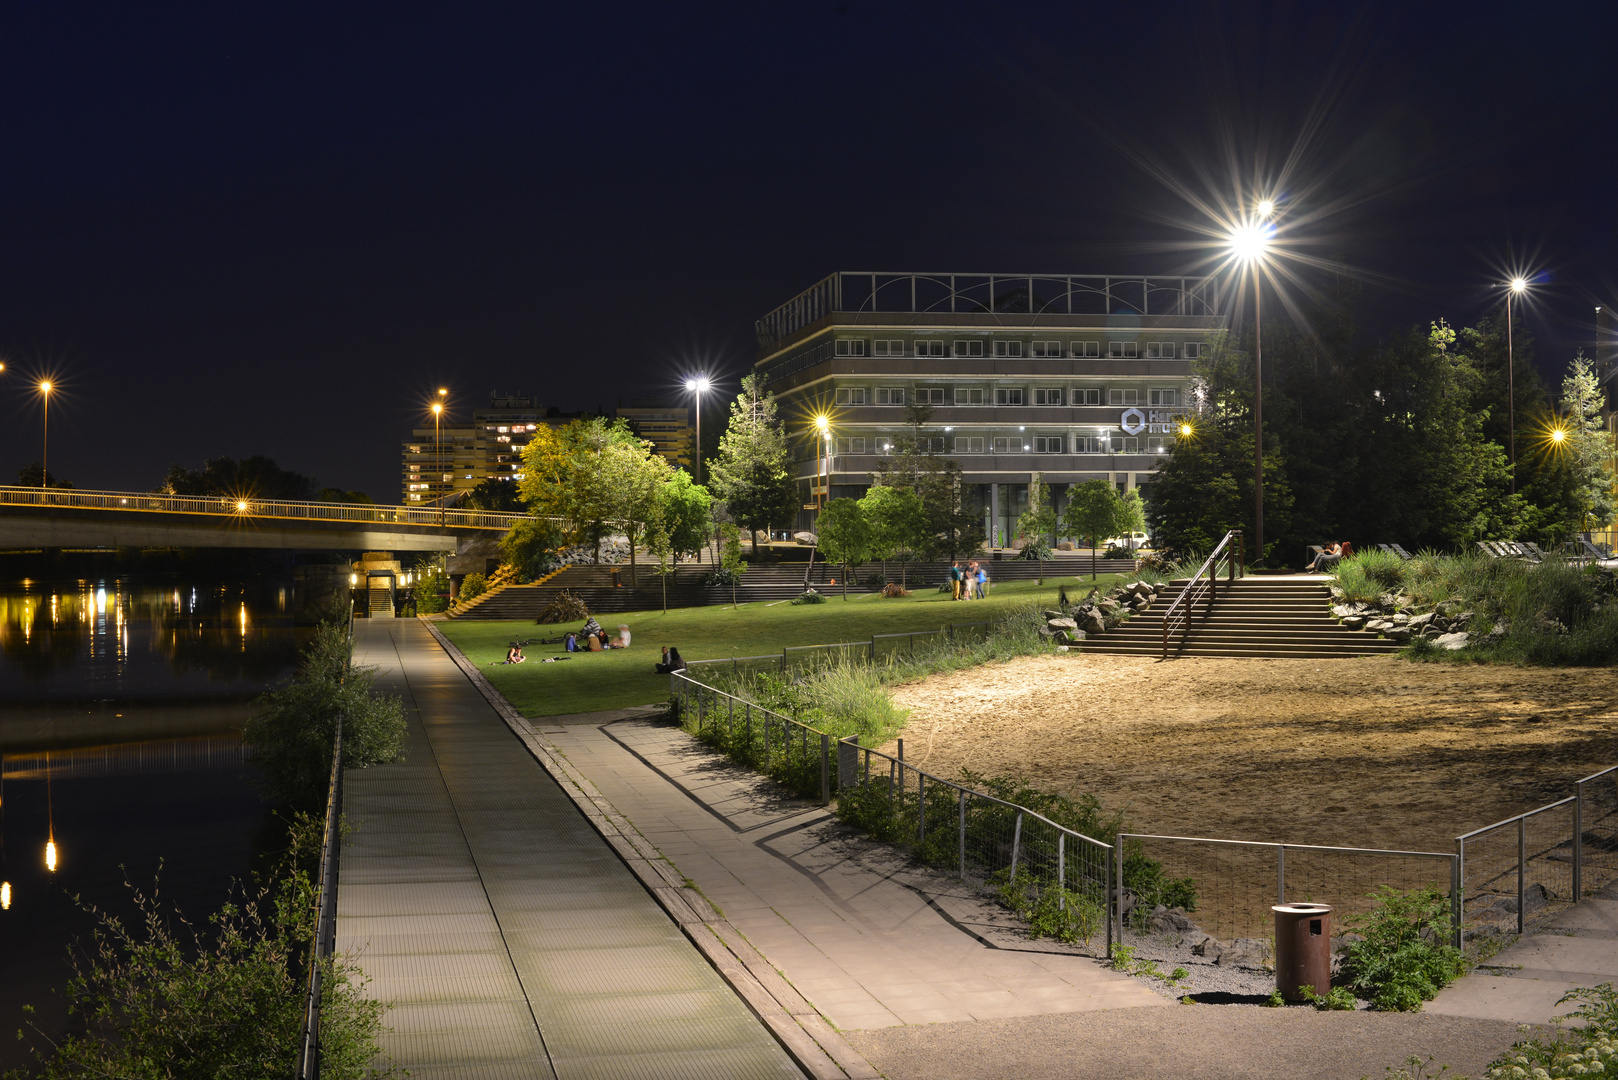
[336,620,802,1079]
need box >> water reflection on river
[0,576,314,1071]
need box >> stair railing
[1160,529,1243,660]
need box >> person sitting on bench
[1307,542,1343,572]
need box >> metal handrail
[0,484,537,531]
[1160,529,1242,660]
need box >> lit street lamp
[38,380,53,491]
[1228,202,1276,564]
[432,390,448,527]
[685,376,711,484]
[1505,277,1529,495]
[814,414,830,513]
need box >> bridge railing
[0,485,533,531]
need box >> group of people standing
[948,561,989,600]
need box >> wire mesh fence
[1579,766,1618,897]
[681,621,993,676]
[672,672,830,802]
[1458,797,1579,948]
[1117,835,1454,945]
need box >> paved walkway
[337,620,803,1079]
[1429,892,1618,1026]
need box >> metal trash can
[1273,903,1332,1001]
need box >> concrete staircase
[1079,575,1404,659]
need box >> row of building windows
[833,386,1180,407]
[829,435,1172,455]
[839,338,1200,359]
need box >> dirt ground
[884,654,1618,853]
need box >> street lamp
[1505,278,1529,495]
[814,414,830,513]
[684,375,711,484]
[1228,203,1276,564]
[432,395,447,527]
[38,381,53,491]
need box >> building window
[496,435,511,443]
[1145,342,1177,359]
[992,340,1024,357]
[872,339,906,356]
[914,339,946,357]
[1148,437,1167,453]
[1120,437,1139,453]
[1073,388,1102,405]
[1071,341,1101,358]
[952,436,984,453]
[1109,388,1139,406]
[1031,341,1063,358]
[953,339,985,357]
[835,437,866,454]
[1033,435,1065,454]
[1033,387,1064,405]
[994,387,1025,405]
[915,386,946,405]
[1074,435,1105,453]
[1149,388,1178,406]
[954,386,987,405]
[1184,342,1202,359]
[919,436,945,452]
[991,437,1018,454]
[1109,341,1138,359]
[835,387,868,405]
[835,338,867,357]
[874,386,906,405]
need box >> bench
[1475,540,1541,561]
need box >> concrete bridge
[0,485,529,554]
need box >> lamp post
[814,415,830,513]
[1228,202,1276,565]
[684,375,711,484]
[38,380,53,492]
[1506,278,1528,495]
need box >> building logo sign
[1120,408,1146,435]
[1122,408,1181,435]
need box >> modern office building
[401,393,588,504]
[616,401,693,470]
[752,272,1227,541]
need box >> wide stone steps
[1078,577,1401,658]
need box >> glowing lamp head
[45,840,57,873]
[1179,423,1194,437]
[1510,277,1528,294]
[1,881,10,909]
[235,500,248,512]
[437,387,448,396]
[1256,198,1275,218]
[686,376,711,393]
[39,380,52,394]
[814,415,829,432]
[1551,427,1567,443]
[432,403,442,415]
[1228,220,1274,265]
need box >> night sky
[0,2,1612,503]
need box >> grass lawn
[436,574,1126,717]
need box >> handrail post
[1451,844,1463,950]
[1009,811,1023,881]
[1057,833,1066,911]
[1518,816,1527,935]
[1113,833,1126,950]
[1575,779,1585,902]
[820,733,830,805]
[958,787,967,877]
[1277,844,1286,904]
[1106,845,1115,957]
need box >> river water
[0,576,311,1071]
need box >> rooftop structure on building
[754,270,1226,540]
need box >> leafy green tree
[412,557,450,613]
[462,477,523,511]
[659,470,713,564]
[18,463,72,487]
[1118,488,1147,538]
[815,498,873,600]
[163,456,317,500]
[859,483,927,587]
[1062,479,1130,578]
[873,403,985,560]
[1557,351,1614,536]
[499,518,565,581]
[1017,473,1057,557]
[314,487,373,504]
[718,521,747,606]
[707,375,801,554]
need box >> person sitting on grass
[579,615,603,641]
[498,643,525,664]
[654,646,686,674]
[614,624,631,648]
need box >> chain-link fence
[1117,834,1455,944]
[672,671,831,802]
[681,621,993,676]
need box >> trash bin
[1272,903,1332,1002]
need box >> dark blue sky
[0,2,1612,501]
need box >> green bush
[791,588,827,605]
[413,559,451,613]
[12,816,395,1079]
[243,621,407,808]
[499,517,564,581]
[459,572,489,601]
[996,868,1103,945]
[1339,885,1465,1011]
[1485,983,1618,1075]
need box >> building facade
[616,401,693,470]
[753,272,1226,541]
[401,393,588,504]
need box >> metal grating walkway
[337,620,803,1080]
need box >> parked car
[1104,531,1150,551]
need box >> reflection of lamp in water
[44,752,57,873]
[1,881,10,909]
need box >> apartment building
[401,393,587,504]
[753,272,1226,541]
[616,401,693,469]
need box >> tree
[859,483,927,587]
[1016,473,1057,557]
[162,456,315,500]
[1552,351,1614,537]
[1062,479,1129,578]
[659,470,713,565]
[499,518,565,581]
[462,477,523,512]
[18,463,72,488]
[814,498,872,600]
[314,487,373,504]
[706,375,801,554]
[872,402,985,560]
[718,522,747,607]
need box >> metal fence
[673,673,832,803]
[1456,764,1618,950]
[1118,834,1456,945]
[681,622,993,677]
[0,483,532,531]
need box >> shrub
[704,566,742,587]
[412,559,451,613]
[1485,983,1618,1075]
[996,869,1104,945]
[880,582,911,598]
[791,588,827,605]
[243,622,407,808]
[499,517,563,581]
[459,572,489,602]
[13,815,396,1079]
[1019,539,1054,560]
[1339,885,1465,1011]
